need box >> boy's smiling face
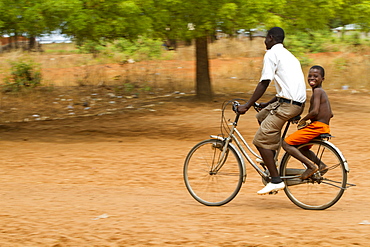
[308,68,324,88]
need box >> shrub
[77,40,106,57]
[76,36,164,62]
[285,30,335,54]
[3,60,42,92]
[113,36,164,61]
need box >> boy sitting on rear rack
[282,65,333,180]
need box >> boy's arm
[300,88,322,123]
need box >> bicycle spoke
[217,172,241,176]
[327,163,340,171]
[320,181,346,189]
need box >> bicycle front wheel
[280,140,347,210]
[183,139,244,206]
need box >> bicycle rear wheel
[280,140,347,210]
[183,139,244,206]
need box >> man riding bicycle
[237,27,306,195]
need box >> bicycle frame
[210,106,307,183]
[210,123,280,182]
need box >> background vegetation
[1,0,370,100]
[0,0,369,122]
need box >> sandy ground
[1,91,370,247]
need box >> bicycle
[183,99,355,210]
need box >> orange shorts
[284,121,330,146]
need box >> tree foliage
[356,1,370,31]
[48,0,152,45]
[276,0,343,32]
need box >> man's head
[264,27,285,50]
[308,65,325,89]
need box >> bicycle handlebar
[232,101,240,113]
[232,101,261,114]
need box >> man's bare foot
[300,166,319,180]
[318,163,329,175]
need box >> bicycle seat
[315,133,333,139]
[288,115,301,123]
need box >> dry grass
[304,50,370,92]
[0,38,369,123]
[1,38,368,90]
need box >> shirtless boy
[282,65,333,180]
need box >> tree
[0,0,63,50]
[0,0,25,48]
[0,0,152,50]
[149,0,272,101]
[21,0,50,50]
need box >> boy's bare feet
[300,166,318,180]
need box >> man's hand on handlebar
[237,104,250,114]
[237,101,269,114]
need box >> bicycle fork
[210,137,232,174]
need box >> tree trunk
[184,38,192,46]
[12,36,16,49]
[195,36,213,101]
[29,36,36,51]
[168,39,177,50]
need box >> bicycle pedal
[269,191,278,195]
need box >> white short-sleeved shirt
[260,43,306,103]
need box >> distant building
[36,31,72,44]
[332,24,361,32]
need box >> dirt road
[1,92,369,246]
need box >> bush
[346,32,362,46]
[3,60,42,92]
[285,30,336,54]
[113,36,164,61]
[76,36,165,62]
[77,40,106,57]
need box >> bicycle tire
[280,140,347,210]
[183,139,244,206]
